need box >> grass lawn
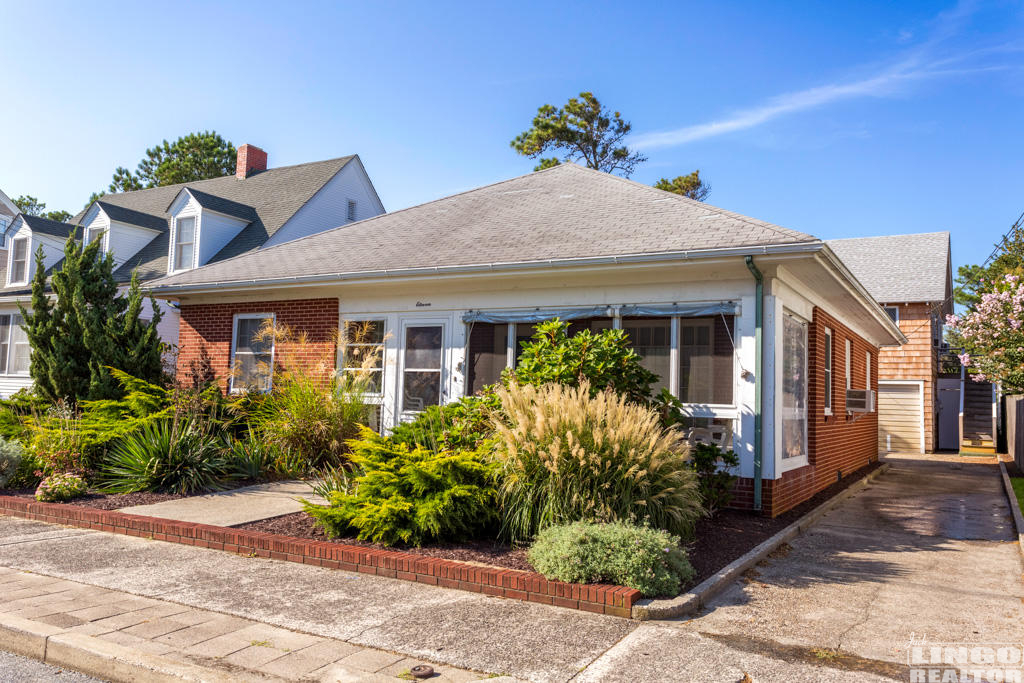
[1010,475,1024,516]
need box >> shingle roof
[21,214,80,240]
[826,232,951,304]
[149,163,819,291]
[176,188,258,223]
[68,156,355,282]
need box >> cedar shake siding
[878,301,938,452]
[732,306,880,517]
[177,298,339,392]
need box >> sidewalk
[0,566,498,682]
[116,481,325,527]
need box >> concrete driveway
[1,454,1021,682]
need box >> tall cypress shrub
[20,235,164,403]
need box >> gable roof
[69,156,356,281]
[20,214,80,240]
[149,163,819,291]
[826,232,951,304]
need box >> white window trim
[866,350,872,388]
[0,313,30,376]
[845,338,852,390]
[9,237,29,285]
[779,310,809,473]
[397,318,448,419]
[86,226,107,251]
[824,327,833,416]
[170,214,199,273]
[228,312,276,394]
[341,319,387,402]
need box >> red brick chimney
[236,144,268,179]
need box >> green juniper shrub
[99,418,231,494]
[304,426,499,546]
[492,381,703,544]
[35,472,88,503]
[688,442,740,515]
[527,521,695,597]
[512,319,657,403]
[0,436,25,488]
[388,390,501,452]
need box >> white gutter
[817,243,907,345]
[147,241,826,296]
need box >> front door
[397,320,446,422]
[937,378,961,451]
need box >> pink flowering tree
[946,273,1024,391]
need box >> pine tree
[19,236,164,403]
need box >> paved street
[1,454,1020,682]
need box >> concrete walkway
[117,480,325,526]
[1,455,1021,682]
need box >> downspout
[744,256,763,512]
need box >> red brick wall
[733,306,879,517]
[177,298,339,392]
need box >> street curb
[997,461,1024,565]
[632,462,891,620]
[0,612,258,682]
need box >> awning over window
[462,306,611,324]
[462,301,738,324]
[619,301,739,317]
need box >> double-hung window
[866,351,872,388]
[174,216,196,271]
[0,314,30,375]
[824,328,833,415]
[230,313,275,392]
[845,338,852,390]
[10,238,28,283]
[86,226,105,247]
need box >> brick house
[149,164,905,516]
[828,233,954,452]
[0,145,385,397]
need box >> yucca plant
[492,381,703,543]
[99,418,230,494]
[225,431,281,481]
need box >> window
[0,217,7,247]
[621,317,672,396]
[884,306,899,324]
[230,314,274,392]
[679,316,734,405]
[342,320,385,395]
[86,226,105,247]
[347,200,357,222]
[10,238,28,283]
[402,325,444,412]
[845,338,852,390]
[174,216,196,271]
[0,314,29,374]
[466,322,510,395]
[866,351,872,388]
[782,314,808,460]
[824,328,833,414]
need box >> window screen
[679,316,734,404]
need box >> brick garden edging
[0,495,640,618]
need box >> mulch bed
[239,461,884,583]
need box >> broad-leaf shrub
[492,381,703,543]
[35,473,88,502]
[305,427,498,546]
[99,419,230,494]
[527,521,695,597]
[389,391,500,452]
[0,436,24,488]
[513,320,657,403]
[689,442,740,515]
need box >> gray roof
[69,156,355,282]
[21,215,80,240]
[827,232,951,304]
[150,163,818,291]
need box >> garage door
[878,382,923,453]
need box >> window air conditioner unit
[846,389,875,413]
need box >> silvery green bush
[527,521,695,597]
[0,436,25,488]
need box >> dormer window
[86,226,105,247]
[10,238,28,283]
[174,216,196,270]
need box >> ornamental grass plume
[491,381,703,543]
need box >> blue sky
[1,1,1022,277]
